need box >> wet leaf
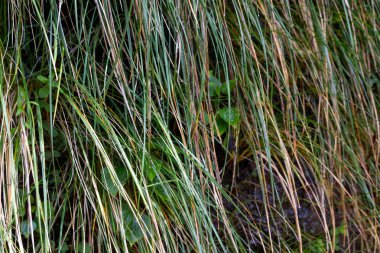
[218,107,240,127]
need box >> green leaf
[122,202,135,226]
[218,107,240,127]
[125,214,151,246]
[335,225,345,236]
[142,214,152,231]
[209,74,222,86]
[121,202,152,246]
[16,87,26,116]
[101,167,129,195]
[39,101,51,112]
[16,108,24,117]
[38,86,50,98]
[368,74,379,87]
[153,184,169,202]
[209,74,222,97]
[209,81,221,97]
[30,195,35,204]
[45,150,61,160]
[220,79,236,95]
[304,238,325,253]
[10,127,17,135]
[203,113,210,124]
[59,242,70,252]
[36,201,55,220]
[147,158,163,182]
[20,220,37,237]
[125,219,143,246]
[37,75,49,83]
[77,242,91,253]
[42,121,58,137]
[215,117,227,135]
[146,167,156,182]
[51,81,59,87]
[18,197,26,217]
[49,240,56,250]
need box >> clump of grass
[0,0,379,252]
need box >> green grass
[0,1,379,252]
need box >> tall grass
[0,0,379,252]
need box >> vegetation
[0,1,379,252]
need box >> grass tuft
[0,1,379,252]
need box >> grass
[0,0,379,252]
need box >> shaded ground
[219,152,344,251]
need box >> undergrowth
[0,1,379,252]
